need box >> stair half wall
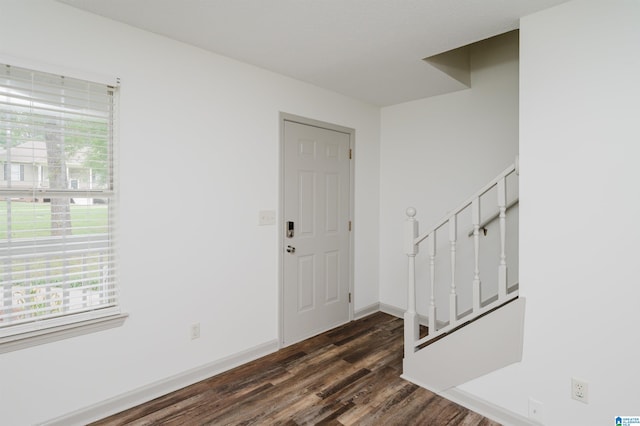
[402,297,526,393]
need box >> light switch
[259,210,276,226]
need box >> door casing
[279,112,355,347]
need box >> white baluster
[449,215,457,325]
[472,197,481,313]
[497,178,508,301]
[404,207,419,357]
[428,232,436,334]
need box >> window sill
[0,313,128,354]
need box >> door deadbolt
[286,245,296,254]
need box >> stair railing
[404,159,519,358]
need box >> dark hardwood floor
[92,312,500,425]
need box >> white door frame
[279,112,355,347]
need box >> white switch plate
[190,323,200,340]
[259,210,276,226]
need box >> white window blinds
[0,63,119,337]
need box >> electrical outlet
[190,323,200,340]
[528,398,544,423]
[571,378,588,404]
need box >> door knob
[286,245,296,254]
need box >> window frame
[0,59,127,353]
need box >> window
[0,62,123,350]
[3,163,24,181]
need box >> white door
[282,119,351,346]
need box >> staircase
[401,159,525,393]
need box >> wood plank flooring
[92,312,500,425]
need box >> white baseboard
[44,305,530,426]
[357,302,431,327]
[42,339,279,426]
[354,302,380,319]
[379,302,435,327]
[399,376,533,426]
[378,302,404,318]
[441,388,535,426]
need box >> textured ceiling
[57,0,570,106]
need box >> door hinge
[349,148,352,159]
[348,221,352,231]
[349,292,352,303]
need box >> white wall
[379,32,519,318]
[0,1,380,424]
[459,0,640,423]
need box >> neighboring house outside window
[0,62,125,352]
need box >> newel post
[404,207,419,358]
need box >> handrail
[403,158,519,356]
[414,163,516,245]
[467,198,519,237]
